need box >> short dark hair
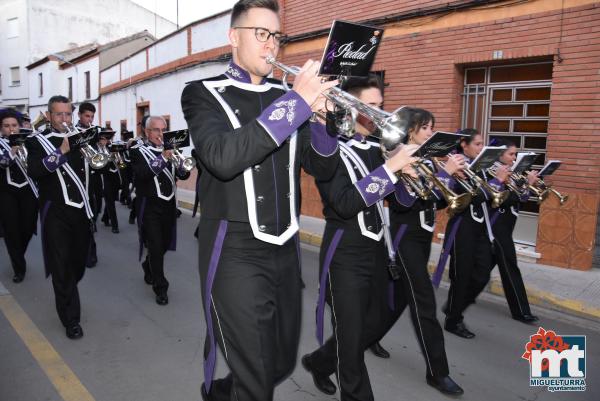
[0,108,22,126]
[457,128,481,153]
[231,0,280,27]
[341,74,383,97]
[48,95,71,113]
[79,102,96,114]
[401,107,435,144]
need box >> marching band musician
[0,109,39,283]
[300,76,418,401]
[436,128,509,339]
[76,102,99,267]
[180,1,343,399]
[377,108,464,395]
[26,95,94,339]
[98,128,121,234]
[487,139,539,323]
[130,116,190,306]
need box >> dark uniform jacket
[181,61,338,245]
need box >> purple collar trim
[225,61,267,85]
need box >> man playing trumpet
[130,116,190,306]
[0,109,38,283]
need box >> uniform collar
[225,61,267,85]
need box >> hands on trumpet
[281,58,339,113]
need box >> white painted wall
[148,31,188,69]
[101,65,121,87]
[0,0,176,110]
[100,61,228,148]
[121,51,147,80]
[0,0,29,109]
[191,13,230,54]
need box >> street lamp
[49,53,78,105]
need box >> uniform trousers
[41,202,91,327]
[307,226,390,401]
[386,223,449,378]
[141,197,176,296]
[102,172,120,229]
[444,215,494,327]
[0,188,38,277]
[198,219,302,401]
[492,212,532,318]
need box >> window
[105,121,112,130]
[67,77,73,101]
[162,115,171,131]
[7,17,18,38]
[10,67,20,86]
[461,61,553,245]
[38,73,43,97]
[85,71,91,99]
[120,120,127,132]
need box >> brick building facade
[279,0,600,270]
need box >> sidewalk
[298,215,600,321]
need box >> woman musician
[377,108,465,395]
[486,139,539,323]
[436,128,509,339]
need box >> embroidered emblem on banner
[151,158,161,168]
[47,154,57,163]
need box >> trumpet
[412,161,472,216]
[531,177,569,205]
[63,123,109,169]
[487,162,527,196]
[109,142,128,170]
[32,112,49,132]
[508,171,549,204]
[266,56,412,158]
[169,147,196,172]
[159,139,195,172]
[436,158,509,208]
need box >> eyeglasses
[51,112,72,118]
[147,128,165,133]
[233,27,287,45]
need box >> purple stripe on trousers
[39,201,51,277]
[388,224,409,311]
[203,220,228,394]
[316,228,344,346]
[137,197,147,261]
[490,210,500,227]
[168,219,177,252]
[432,216,463,288]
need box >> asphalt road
[0,203,597,401]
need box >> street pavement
[0,203,598,401]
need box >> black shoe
[200,386,209,401]
[301,354,336,395]
[112,227,120,234]
[129,213,136,225]
[513,314,539,324]
[86,256,97,268]
[12,274,25,283]
[444,322,475,339]
[142,260,153,285]
[369,342,390,359]
[176,208,182,218]
[66,323,84,339]
[426,374,464,396]
[102,215,110,227]
[156,294,169,305]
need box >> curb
[299,229,600,322]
